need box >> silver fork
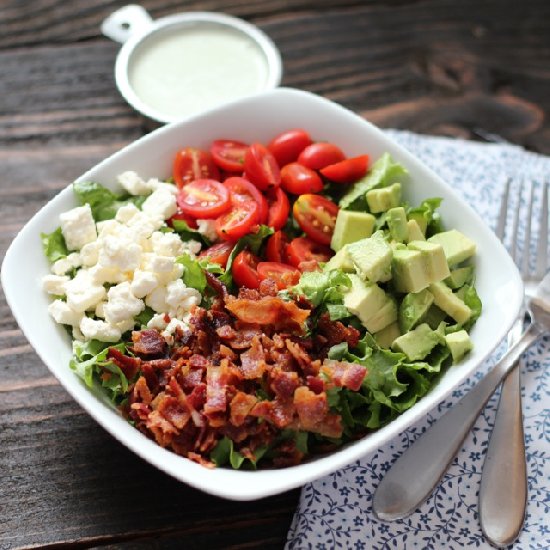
[479,178,549,547]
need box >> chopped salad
[41,129,481,469]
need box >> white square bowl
[1,87,523,501]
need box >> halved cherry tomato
[199,241,234,267]
[210,140,248,172]
[320,155,370,184]
[293,194,339,245]
[297,143,346,171]
[280,163,323,195]
[173,147,220,188]
[267,129,312,167]
[176,179,230,219]
[267,187,290,230]
[232,250,260,289]
[224,176,268,224]
[286,237,333,270]
[244,143,281,191]
[265,230,289,263]
[215,199,259,241]
[257,262,301,290]
[167,211,198,229]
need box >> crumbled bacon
[321,360,367,392]
[132,329,166,356]
[239,336,267,379]
[107,348,140,379]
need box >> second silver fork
[479,178,549,547]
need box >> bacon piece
[205,270,228,299]
[133,376,152,405]
[321,360,367,391]
[270,368,300,399]
[294,386,328,429]
[107,348,140,379]
[285,339,312,372]
[146,410,178,447]
[230,392,258,426]
[316,413,343,439]
[317,313,360,349]
[239,336,267,379]
[188,451,216,468]
[306,375,324,395]
[225,295,310,331]
[250,399,295,429]
[158,395,190,430]
[132,329,167,356]
[258,278,278,297]
[203,366,227,416]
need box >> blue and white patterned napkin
[286,131,550,550]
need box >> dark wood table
[1,1,549,548]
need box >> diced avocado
[366,182,402,213]
[366,297,397,333]
[424,304,447,329]
[324,246,355,272]
[445,329,473,363]
[391,323,440,361]
[398,288,434,333]
[347,231,392,283]
[445,266,474,289]
[387,207,409,242]
[343,274,389,327]
[408,211,427,234]
[331,210,376,251]
[374,322,401,349]
[428,230,476,266]
[391,249,431,293]
[429,282,471,325]
[406,219,425,242]
[408,240,451,283]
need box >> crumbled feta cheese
[79,242,99,267]
[147,313,169,331]
[196,219,219,243]
[147,178,178,195]
[145,285,168,313]
[141,188,177,221]
[149,254,175,273]
[42,274,69,295]
[103,282,144,325]
[115,317,135,334]
[151,231,187,257]
[98,235,142,272]
[48,300,84,326]
[96,219,121,239]
[165,279,187,309]
[115,203,140,224]
[130,269,158,298]
[59,204,97,251]
[165,281,201,318]
[89,264,127,285]
[95,301,106,318]
[182,240,202,257]
[162,317,188,345]
[118,171,150,195]
[65,270,106,312]
[80,317,122,343]
[72,325,85,342]
[51,252,81,275]
[126,212,163,245]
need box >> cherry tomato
[267,187,290,230]
[215,199,259,241]
[224,176,268,224]
[265,230,289,263]
[244,143,281,191]
[292,194,339,245]
[320,155,370,184]
[297,143,346,171]
[167,211,198,229]
[267,129,312,167]
[286,237,333,270]
[232,250,261,289]
[173,147,220,188]
[257,262,301,290]
[199,241,234,267]
[210,140,248,172]
[280,163,323,195]
[176,179,231,219]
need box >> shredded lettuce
[41,227,68,263]
[171,218,211,246]
[407,198,443,236]
[339,153,408,211]
[210,436,268,469]
[176,253,225,297]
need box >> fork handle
[479,363,527,548]
[372,323,541,521]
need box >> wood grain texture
[1,0,549,548]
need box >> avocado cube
[391,323,440,361]
[428,230,476,266]
[424,304,447,329]
[365,297,398,333]
[429,282,471,325]
[408,211,427,234]
[343,274,388,326]
[405,219,425,242]
[366,182,402,213]
[324,246,355,272]
[331,210,376,251]
[445,329,473,363]
[398,288,434,333]
[387,207,409,242]
[408,240,451,283]
[347,231,392,283]
[391,249,431,293]
[445,266,474,289]
[374,322,401,349]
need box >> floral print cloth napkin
[286,131,550,550]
